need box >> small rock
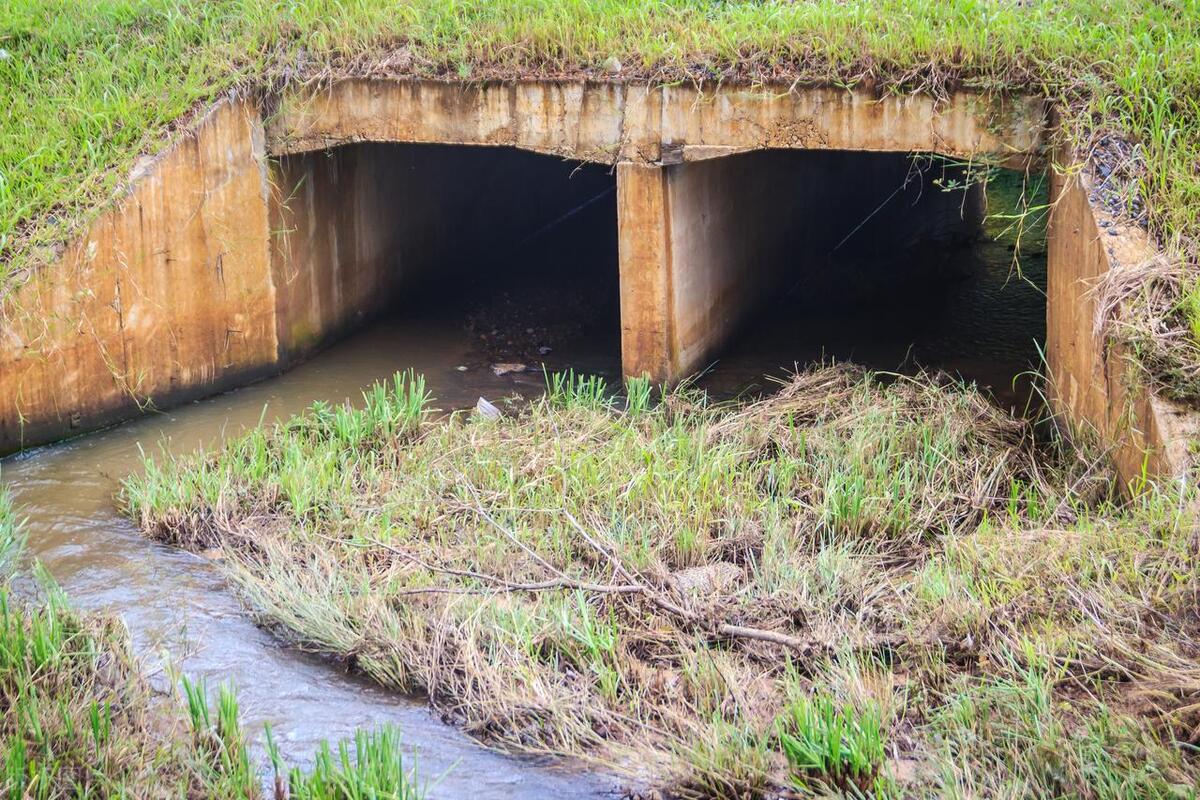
[455,365,468,372]
[491,362,526,376]
[538,346,552,355]
[1108,228,1119,236]
[475,397,502,421]
[603,55,622,74]
[671,562,742,594]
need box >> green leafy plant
[778,693,887,794]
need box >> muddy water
[0,170,1045,795]
[0,309,623,798]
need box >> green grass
[267,724,424,800]
[121,367,1200,796]
[778,691,888,794]
[2,0,1200,373]
[0,470,24,574]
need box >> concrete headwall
[3,77,1190,486]
[269,80,1046,170]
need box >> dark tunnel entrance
[682,150,1049,412]
[269,143,623,402]
[270,142,1047,411]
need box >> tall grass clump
[0,471,24,574]
[267,725,425,800]
[119,364,1200,796]
[778,693,887,794]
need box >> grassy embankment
[0,480,423,798]
[2,0,1200,397]
[124,369,1200,797]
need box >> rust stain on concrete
[1,98,276,452]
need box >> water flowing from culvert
[0,171,1045,795]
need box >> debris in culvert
[491,363,526,376]
[475,397,502,420]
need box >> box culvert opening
[269,142,621,393]
[679,150,1048,411]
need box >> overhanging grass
[2,2,1199,296]
[121,368,1200,796]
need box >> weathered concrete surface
[270,80,1048,169]
[270,144,407,360]
[619,151,984,382]
[616,163,675,382]
[0,98,277,452]
[1048,165,1198,486]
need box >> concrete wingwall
[0,98,278,451]
[1047,163,1198,485]
[1,78,1193,485]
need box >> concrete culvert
[619,150,1048,412]
[270,142,622,384]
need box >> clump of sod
[0,479,425,799]
[122,366,1200,796]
